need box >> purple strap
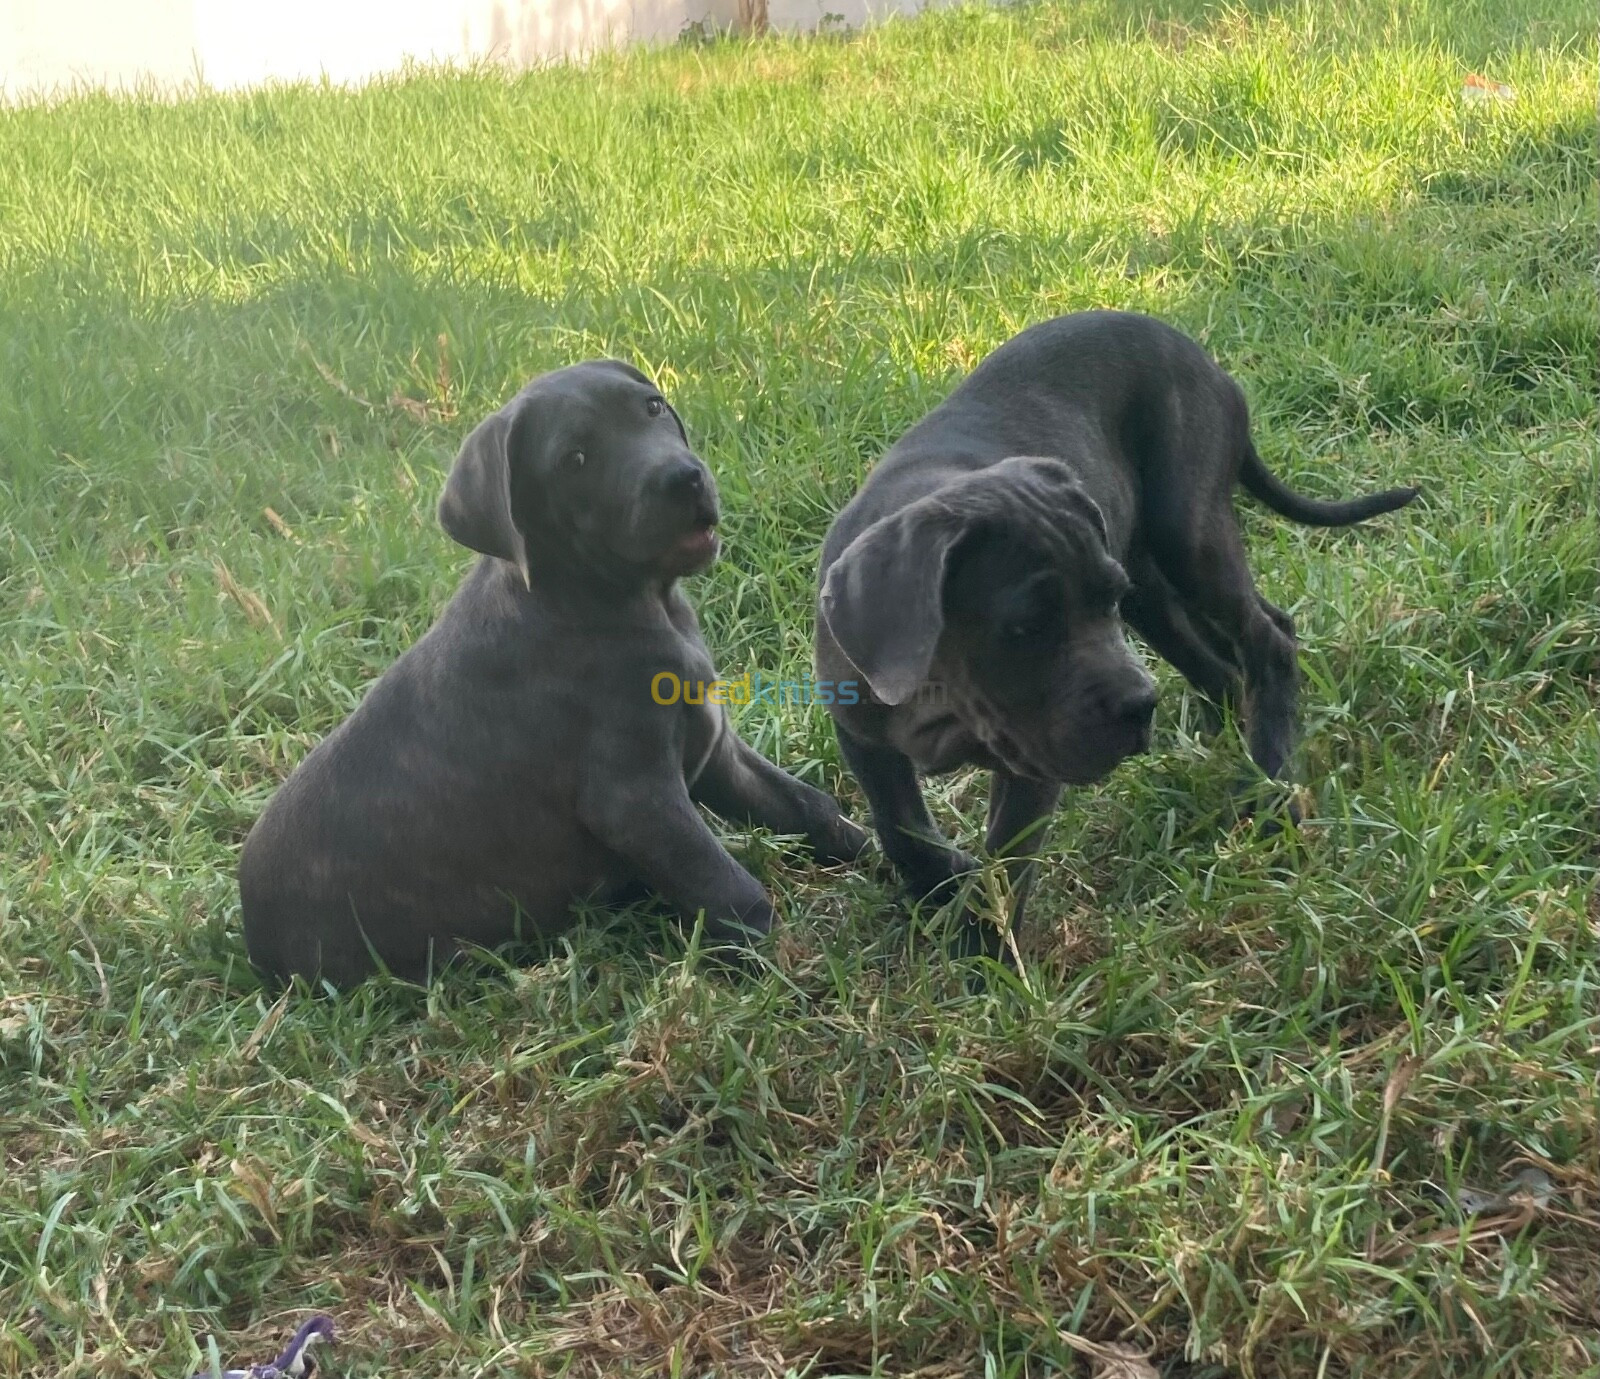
[190,1315,335,1379]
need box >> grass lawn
[1,0,1595,1373]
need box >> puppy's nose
[662,460,707,497]
[1116,683,1158,741]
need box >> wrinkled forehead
[945,526,1051,595]
[945,518,1125,611]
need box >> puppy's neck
[486,553,689,622]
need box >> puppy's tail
[1241,441,1420,527]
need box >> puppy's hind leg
[1149,514,1300,787]
[1138,380,1300,787]
[1121,556,1242,736]
[1257,593,1296,642]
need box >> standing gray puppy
[816,311,1419,954]
[242,360,868,987]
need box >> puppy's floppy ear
[437,400,534,588]
[820,496,964,706]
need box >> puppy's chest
[681,700,725,784]
[887,698,993,775]
[670,642,727,783]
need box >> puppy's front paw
[907,850,981,909]
[948,908,1008,964]
[814,813,873,865]
[699,894,776,979]
[1254,791,1304,837]
[1232,778,1305,836]
[709,895,775,944]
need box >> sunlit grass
[1,1,1595,1375]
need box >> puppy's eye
[646,398,666,418]
[569,450,585,467]
[997,595,1057,641]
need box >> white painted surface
[1,0,932,100]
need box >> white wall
[3,0,200,94]
[1,0,930,99]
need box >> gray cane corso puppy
[816,311,1419,954]
[241,360,868,987]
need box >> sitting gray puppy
[241,360,868,987]
[816,311,1419,954]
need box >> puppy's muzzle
[1114,681,1158,754]
[1093,676,1157,758]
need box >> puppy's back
[820,311,1221,573]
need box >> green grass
[1,0,1596,1374]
